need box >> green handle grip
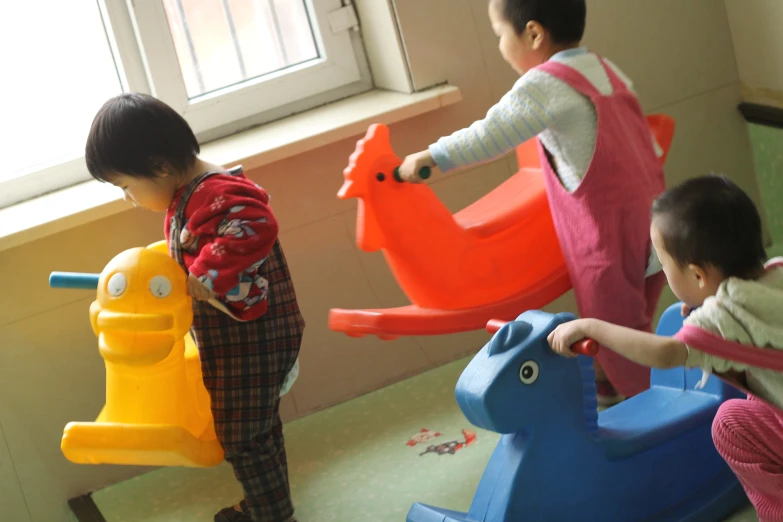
[393,166,432,183]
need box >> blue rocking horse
[407,304,748,522]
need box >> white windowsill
[0,85,461,252]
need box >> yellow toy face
[91,247,193,366]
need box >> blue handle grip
[49,272,100,290]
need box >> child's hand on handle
[488,319,598,356]
[681,303,691,317]
[548,319,595,358]
[187,274,216,302]
[398,150,436,183]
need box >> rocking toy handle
[393,166,431,182]
[485,319,599,357]
[49,272,100,290]
[486,319,509,334]
[567,339,599,357]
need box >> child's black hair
[495,0,586,42]
[85,93,199,182]
[652,174,766,279]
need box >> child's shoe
[214,502,251,522]
[214,501,298,522]
[596,380,624,407]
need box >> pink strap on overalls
[673,258,783,372]
[535,57,629,99]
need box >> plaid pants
[171,172,305,521]
[192,293,303,521]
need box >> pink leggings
[712,396,783,522]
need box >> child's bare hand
[547,319,592,358]
[681,303,691,317]
[187,274,215,302]
[398,150,435,183]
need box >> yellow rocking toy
[50,241,224,467]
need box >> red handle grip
[485,319,599,357]
[570,338,599,357]
[486,319,509,334]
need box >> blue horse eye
[519,360,539,384]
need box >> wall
[747,124,783,247]
[0,1,761,520]
[725,0,783,107]
[723,0,783,246]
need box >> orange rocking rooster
[329,116,675,339]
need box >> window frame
[132,0,364,134]
[0,0,369,209]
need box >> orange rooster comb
[344,124,392,180]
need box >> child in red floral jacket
[86,92,303,522]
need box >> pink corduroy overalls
[535,58,667,398]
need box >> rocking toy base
[407,504,472,522]
[62,421,224,468]
[328,267,571,338]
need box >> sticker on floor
[418,429,477,457]
[406,429,442,447]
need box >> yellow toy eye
[108,273,127,297]
[149,275,172,299]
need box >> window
[163,0,320,98]
[1,0,368,208]
[132,0,365,135]
[0,0,123,207]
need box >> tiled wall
[0,1,762,520]
[723,0,783,246]
[748,124,783,245]
[725,0,783,107]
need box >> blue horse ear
[488,321,533,356]
[554,312,577,324]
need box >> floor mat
[92,354,759,522]
[92,357,501,522]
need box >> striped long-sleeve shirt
[429,48,662,193]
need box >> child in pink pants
[549,175,783,521]
[714,396,783,521]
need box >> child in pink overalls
[549,175,783,522]
[399,0,666,404]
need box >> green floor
[92,355,758,522]
[93,357,503,522]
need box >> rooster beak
[337,180,355,200]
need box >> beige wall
[725,0,783,106]
[0,1,761,520]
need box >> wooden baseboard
[739,103,783,129]
[68,494,106,522]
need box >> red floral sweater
[165,173,278,321]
